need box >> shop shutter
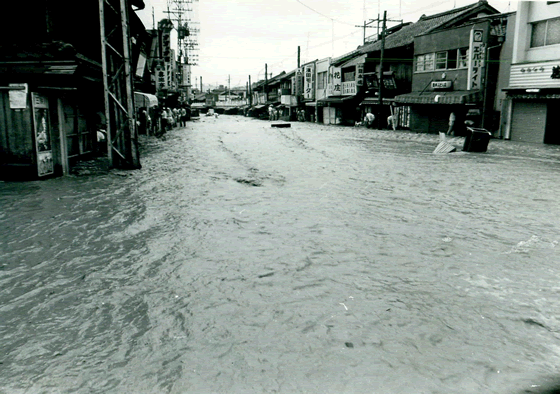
[511,101,547,143]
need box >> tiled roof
[358,1,495,54]
[329,1,499,65]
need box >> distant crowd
[138,105,192,137]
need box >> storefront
[394,90,483,135]
[503,89,560,144]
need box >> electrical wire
[295,0,356,26]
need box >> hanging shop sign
[32,93,54,177]
[295,68,304,96]
[356,64,364,87]
[431,80,452,90]
[9,83,28,109]
[304,63,315,100]
[327,66,342,96]
[467,29,485,90]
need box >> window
[447,49,458,69]
[416,49,465,72]
[415,54,425,71]
[435,52,447,70]
[317,71,327,89]
[342,69,355,82]
[424,53,434,71]
[531,18,560,47]
[458,48,469,68]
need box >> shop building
[395,10,510,135]
[0,0,146,180]
[502,1,560,144]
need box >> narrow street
[1,115,560,394]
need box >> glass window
[447,49,458,69]
[435,52,447,70]
[458,48,469,68]
[531,18,560,47]
[531,21,547,47]
[416,55,425,71]
[547,18,560,45]
[424,53,434,71]
[317,71,326,89]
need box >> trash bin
[462,127,492,152]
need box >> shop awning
[360,97,394,106]
[254,104,266,109]
[394,91,483,105]
[340,54,367,69]
[134,92,158,109]
[305,101,317,107]
[317,96,357,105]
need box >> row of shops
[245,0,560,145]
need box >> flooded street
[2,115,560,394]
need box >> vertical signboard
[295,68,304,96]
[32,93,54,177]
[467,29,485,90]
[304,63,315,100]
[327,66,342,96]
[356,64,364,87]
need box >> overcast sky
[137,0,518,91]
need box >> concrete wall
[513,1,560,63]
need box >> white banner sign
[468,29,485,90]
[327,66,342,96]
[304,63,315,100]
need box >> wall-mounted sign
[327,66,342,96]
[342,81,356,95]
[295,68,304,96]
[9,83,28,109]
[356,64,364,86]
[432,80,452,89]
[304,63,315,100]
[467,29,485,90]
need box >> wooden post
[378,10,386,128]
[248,75,252,106]
[265,63,268,102]
[98,0,112,167]
[57,99,69,175]
[120,0,140,169]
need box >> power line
[295,0,356,26]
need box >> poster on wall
[9,83,28,109]
[467,29,485,90]
[32,93,54,177]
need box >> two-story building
[502,1,560,144]
[279,70,296,121]
[395,10,510,135]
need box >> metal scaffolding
[99,0,141,169]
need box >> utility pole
[265,63,268,102]
[378,10,386,128]
[200,76,202,92]
[355,19,377,45]
[228,74,230,101]
[248,74,252,106]
[298,46,301,68]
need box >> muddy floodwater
[2,115,560,394]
